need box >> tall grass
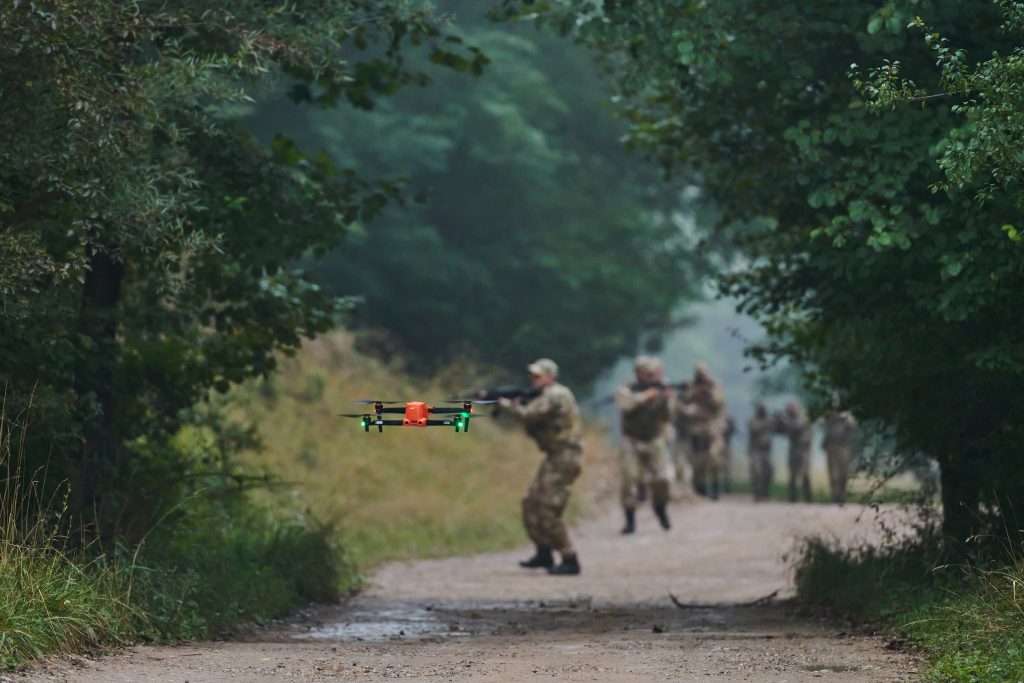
[126,499,347,640]
[908,553,1024,681]
[1,402,350,669]
[0,411,132,668]
[794,523,1024,682]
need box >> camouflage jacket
[822,411,856,450]
[615,383,672,442]
[505,382,582,454]
[677,380,726,439]
[774,410,812,451]
[747,415,774,452]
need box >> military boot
[620,507,636,534]
[548,553,581,576]
[654,503,671,530]
[519,544,554,569]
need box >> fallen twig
[668,589,780,610]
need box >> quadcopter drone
[340,400,492,433]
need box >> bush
[125,498,353,641]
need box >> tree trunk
[73,249,124,533]
[939,456,980,547]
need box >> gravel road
[20,497,920,682]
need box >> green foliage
[498,0,1024,543]
[794,531,949,622]
[858,1,1024,207]
[246,0,707,387]
[0,1,482,537]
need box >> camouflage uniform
[746,409,775,501]
[505,382,583,552]
[822,410,856,503]
[678,375,727,498]
[672,406,692,484]
[774,406,812,503]
[721,413,737,492]
[615,383,673,510]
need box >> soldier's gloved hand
[497,397,513,410]
[643,387,661,401]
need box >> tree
[244,0,709,387]
[0,0,482,538]
[858,0,1024,210]
[497,0,1024,544]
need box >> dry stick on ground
[668,589,780,610]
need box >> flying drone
[340,400,493,433]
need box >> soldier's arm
[505,390,559,422]
[771,414,788,434]
[614,385,646,412]
[709,385,726,412]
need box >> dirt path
[22,497,919,682]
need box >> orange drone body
[403,401,431,426]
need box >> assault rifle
[448,384,542,405]
[592,380,690,406]
[630,380,690,393]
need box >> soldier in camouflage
[721,413,737,492]
[672,413,692,485]
[746,403,775,501]
[822,393,857,504]
[499,358,583,576]
[774,400,812,503]
[615,355,674,534]
[677,363,727,499]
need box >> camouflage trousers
[522,444,582,552]
[672,431,691,483]
[688,433,723,498]
[825,444,852,503]
[788,445,811,503]
[620,435,672,509]
[748,445,773,501]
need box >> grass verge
[794,528,1024,682]
[1,495,348,669]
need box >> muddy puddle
[291,604,471,642]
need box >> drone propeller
[338,413,371,418]
[353,400,403,405]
